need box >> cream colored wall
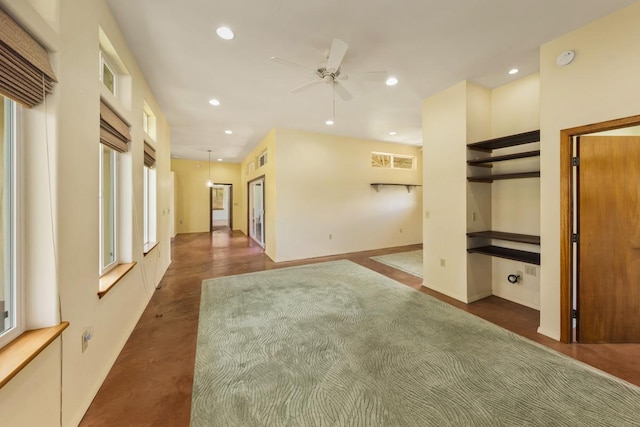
[274,128,422,262]
[240,129,276,259]
[489,74,541,309]
[538,1,640,339]
[0,0,172,425]
[465,83,493,302]
[171,159,241,233]
[423,82,469,302]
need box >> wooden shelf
[467,245,540,265]
[371,183,422,193]
[467,171,540,182]
[467,231,540,245]
[468,150,540,166]
[467,130,540,152]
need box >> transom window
[100,51,117,96]
[371,151,416,170]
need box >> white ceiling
[105,0,637,162]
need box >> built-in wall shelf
[371,183,422,193]
[466,230,540,245]
[467,171,540,182]
[467,245,541,265]
[466,129,542,267]
[467,130,540,152]
[468,150,540,166]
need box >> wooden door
[577,135,640,343]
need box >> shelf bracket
[372,184,382,192]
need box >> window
[100,51,117,96]
[0,95,19,347]
[142,110,149,134]
[142,102,157,140]
[143,166,156,250]
[371,152,416,170]
[99,145,117,273]
[258,151,267,168]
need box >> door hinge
[572,233,579,243]
[572,309,578,319]
[572,157,579,166]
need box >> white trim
[0,98,24,348]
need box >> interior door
[577,135,640,343]
[248,178,265,247]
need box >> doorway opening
[560,114,640,343]
[248,176,265,247]
[210,183,233,232]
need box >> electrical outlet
[440,258,446,267]
[425,211,430,219]
[329,234,332,240]
[399,228,403,233]
[525,265,537,276]
[81,327,94,353]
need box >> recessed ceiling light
[508,68,519,75]
[389,131,397,136]
[217,158,223,162]
[209,99,220,106]
[216,26,235,40]
[224,130,233,134]
[326,119,334,125]
[385,76,398,86]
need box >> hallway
[80,231,640,426]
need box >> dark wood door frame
[209,183,233,232]
[560,114,640,343]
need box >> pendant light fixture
[206,149,214,187]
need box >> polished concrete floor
[80,231,640,426]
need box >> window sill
[98,262,137,299]
[143,241,158,256]
[0,322,69,389]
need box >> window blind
[143,141,156,168]
[100,101,130,153]
[0,7,57,108]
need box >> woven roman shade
[143,141,156,168]
[100,101,130,153]
[0,7,57,108]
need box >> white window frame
[99,145,118,275]
[0,97,22,348]
[99,50,118,97]
[371,151,416,170]
[142,110,149,135]
[143,165,156,247]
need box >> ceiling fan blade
[290,78,323,93]
[325,39,348,73]
[270,56,317,75]
[347,71,388,82]
[334,81,353,101]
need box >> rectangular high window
[371,151,415,170]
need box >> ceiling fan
[270,38,387,102]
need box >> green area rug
[370,249,423,277]
[192,260,640,426]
